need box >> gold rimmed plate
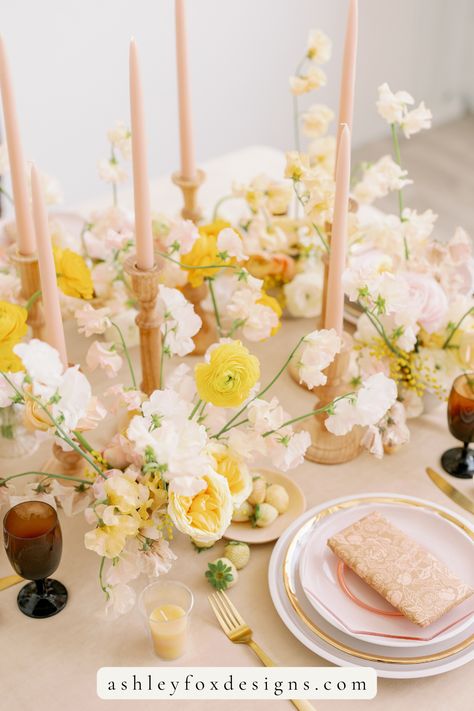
[268,493,474,678]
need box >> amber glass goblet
[441,373,474,479]
[3,501,67,618]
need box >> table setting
[0,0,473,709]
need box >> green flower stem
[110,321,137,389]
[292,179,330,253]
[0,184,13,204]
[1,373,105,479]
[72,429,95,454]
[25,290,42,312]
[160,327,168,390]
[99,556,109,597]
[214,335,306,438]
[442,307,474,349]
[189,398,203,421]
[207,277,223,337]
[157,251,236,273]
[261,393,355,437]
[0,471,92,487]
[212,194,234,222]
[390,123,409,260]
[361,305,403,359]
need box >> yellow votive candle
[149,603,187,660]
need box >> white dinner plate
[268,493,474,678]
[298,500,474,647]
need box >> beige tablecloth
[1,149,473,711]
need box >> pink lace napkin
[327,511,474,627]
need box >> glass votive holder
[139,580,193,661]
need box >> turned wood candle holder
[171,168,206,222]
[296,331,361,464]
[42,442,86,486]
[124,253,164,395]
[10,249,44,339]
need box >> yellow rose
[258,293,282,336]
[180,220,232,287]
[168,471,233,545]
[209,443,252,507]
[54,247,94,299]
[195,340,260,407]
[0,301,28,372]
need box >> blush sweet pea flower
[297,329,342,389]
[86,341,123,378]
[75,303,112,337]
[156,285,201,357]
[164,219,199,255]
[325,373,398,436]
[217,228,248,261]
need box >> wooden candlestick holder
[42,442,86,486]
[172,168,216,355]
[171,169,206,222]
[10,249,44,339]
[124,253,164,395]
[296,332,362,464]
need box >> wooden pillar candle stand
[10,249,44,339]
[124,253,164,395]
[296,331,362,464]
[172,168,217,355]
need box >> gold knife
[0,574,23,591]
[426,467,474,515]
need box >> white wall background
[1,0,473,207]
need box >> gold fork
[208,590,316,711]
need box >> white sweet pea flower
[361,425,384,459]
[98,159,127,184]
[165,363,197,403]
[301,104,334,138]
[352,155,412,205]
[325,373,397,436]
[107,121,132,160]
[26,167,63,205]
[14,339,64,398]
[247,397,287,434]
[290,65,326,95]
[376,83,414,124]
[297,329,341,389]
[0,371,24,407]
[51,366,92,432]
[104,583,136,620]
[86,341,123,378]
[267,430,311,471]
[141,388,193,423]
[401,101,432,138]
[75,303,112,337]
[136,537,177,578]
[401,208,437,246]
[217,228,247,261]
[156,285,201,357]
[105,384,144,413]
[164,219,199,255]
[306,29,332,63]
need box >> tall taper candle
[324,124,351,335]
[129,38,154,271]
[336,0,358,154]
[31,165,68,366]
[0,36,36,255]
[175,0,196,181]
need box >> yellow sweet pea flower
[0,301,28,372]
[168,471,233,546]
[195,340,260,407]
[180,220,232,287]
[258,293,282,336]
[104,476,143,515]
[84,510,140,559]
[209,443,252,507]
[54,247,94,299]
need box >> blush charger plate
[268,493,474,679]
[224,469,306,544]
[298,499,474,648]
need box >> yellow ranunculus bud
[0,301,28,371]
[195,340,260,408]
[54,247,94,299]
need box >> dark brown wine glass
[441,372,474,479]
[3,501,67,618]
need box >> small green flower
[205,559,235,590]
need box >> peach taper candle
[336,0,358,153]
[175,0,196,181]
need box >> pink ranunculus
[403,271,448,334]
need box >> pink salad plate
[299,500,474,648]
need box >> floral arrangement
[0,302,397,616]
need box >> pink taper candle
[324,124,351,335]
[175,0,196,180]
[0,36,36,255]
[336,0,358,155]
[129,38,154,271]
[30,165,68,366]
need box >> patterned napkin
[327,511,474,627]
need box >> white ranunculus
[168,470,233,545]
[284,270,323,318]
[376,83,414,124]
[297,329,341,389]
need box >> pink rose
[403,271,448,333]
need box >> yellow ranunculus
[258,293,282,336]
[209,443,252,507]
[54,247,94,299]
[195,340,260,408]
[167,471,233,545]
[0,301,28,372]
[180,220,231,287]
